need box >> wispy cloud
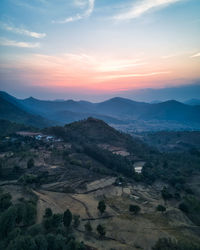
[97,60,147,72]
[97,71,171,81]
[0,38,40,48]
[113,0,182,21]
[53,0,95,24]
[191,52,200,58]
[0,22,46,38]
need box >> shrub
[129,205,141,214]
[44,208,52,218]
[156,205,166,213]
[84,221,92,233]
[63,209,72,228]
[27,158,34,169]
[97,200,106,215]
[96,224,106,237]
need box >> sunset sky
[0,0,200,101]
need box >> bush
[28,224,43,236]
[27,158,34,169]
[73,214,80,228]
[18,174,38,185]
[161,187,173,200]
[96,224,106,237]
[129,205,141,214]
[84,221,92,233]
[97,200,106,215]
[63,209,72,228]
[7,235,37,250]
[0,206,17,238]
[44,208,52,218]
[34,234,48,250]
[156,205,166,213]
[179,202,189,213]
[0,193,12,212]
[152,237,200,250]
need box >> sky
[0,0,200,101]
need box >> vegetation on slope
[0,189,85,250]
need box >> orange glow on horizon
[1,51,200,93]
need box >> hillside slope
[0,96,53,128]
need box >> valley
[0,118,200,249]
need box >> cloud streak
[113,0,182,21]
[191,52,200,58]
[0,22,46,38]
[0,38,40,48]
[97,71,171,81]
[53,0,95,24]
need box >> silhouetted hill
[46,117,125,144]
[95,97,149,117]
[184,99,200,106]
[1,91,200,130]
[45,117,152,159]
[0,95,53,128]
[21,96,94,115]
[140,100,200,123]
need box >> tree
[28,224,43,237]
[34,234,48,250]
[161,187,173,200]
[22,201,37,226]
[129,204,141,214]
[46,233,56,250]
[73,214,80,228]
[84,221,92,233]
[43,218,52,232]
[13,165,21,173]
[7,235,37,250]
[96,224,106,238]
[97,200,106,215]
[27,158,34,169]
[63,209,72,228]
[0,206,17,238]
[0,162,2,177]
[44,208,52,218]
[156,205,166,213]
[179,202,189,213]
[0,192,12,212]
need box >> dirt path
[32,189,63,223]
[68,194,92,218]
[32,189,93,223]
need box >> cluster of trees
[0,191,85,250]
[0,120,35,137]
[152,238,200,250]
[83,144,133,176]
[84,221,106,238]
[0,192,111,250]
[178,195,200,226]
[140,149,200,188]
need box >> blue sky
[0,0,200,101]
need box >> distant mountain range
[0,92,55,128]
[0,91,200,130]
[184,99,200,106]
